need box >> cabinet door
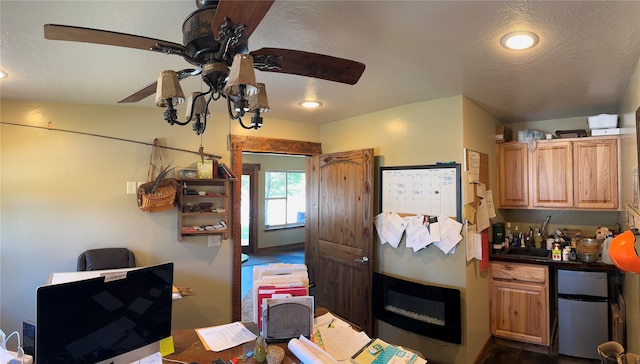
[531,140,573,208]
[573,138,619,209]
[498,143,529,207]
[490,279,550,345]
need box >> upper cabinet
[497,136,620,210]
[531,140,573,208]
[498,142,529,207]
[573,138,619,209]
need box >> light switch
[126,181,137,195]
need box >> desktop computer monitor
[36,262,174,364]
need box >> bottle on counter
[505,222,513,245]
[570,247,577,261]
[513,225,520,247]
[562,246,570,261]
[552,244,562,261]
[547,237,555,250]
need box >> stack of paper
[252,264,310,329]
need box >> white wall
[0,101,319,338]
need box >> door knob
[355,256,369,264]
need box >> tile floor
[241,248,604,364]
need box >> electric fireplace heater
[373,272,461,344]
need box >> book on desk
[350,338,419,364]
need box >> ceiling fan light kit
[43,0,365,135]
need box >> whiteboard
[379,164,461,221]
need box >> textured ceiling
[1,1,639,125]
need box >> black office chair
[77,248,136,271]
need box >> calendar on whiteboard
[379,164,461,221]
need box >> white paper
[474,230,483,260]
[485,190,496,218]
[373,212,407,248]
[465,222,477,262]
[317,326,371,361]
[428,221,441,242]
[433,215,463,254]
[475,200,490,232]
[476,182,486,199]
[467,150,480,182]
[132,352,162,364]
[195,322,257,352]
[463,172,475,205]
[288,336,339,364]
[314,312,351,330]
[405,215,433,252]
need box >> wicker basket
[137,178,178,213]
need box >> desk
[167,328,301,364]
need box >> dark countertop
[490,251,619,271]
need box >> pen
[327,318,335,328]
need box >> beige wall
[0,101,319,336]
[241,153,306,249]
[619,54,640,354]
[461,98,500,361]
[321,96,488,364]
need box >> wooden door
[306,148,374,335]
[490,279,549,345]
[497,143,529,207]
[573,137,619,209]
[531,140,573,208]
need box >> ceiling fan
[44,0,366,134]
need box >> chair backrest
[77,248,136,271]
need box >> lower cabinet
[490,262,550,346]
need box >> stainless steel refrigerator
[558,269,609,359]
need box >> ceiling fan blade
[44,24,188,54]
[211,0,274,46]
[118,68,202,104]
[251,48,366,85]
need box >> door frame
[229,135,322,321]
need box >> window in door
[264,170,305,229]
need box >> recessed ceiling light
[299,100,322,109]
[500,31,539,50]
[0,71,7,79]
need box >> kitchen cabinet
[497,136,619,210]
[498,142,529,207]
[573,138,619,209]
[531,140,573,208]
[176,178,233,242]
[490,262,550,346]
